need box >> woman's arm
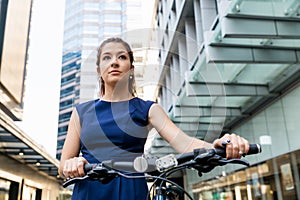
[58,108,87,178]
[148,103,249,158]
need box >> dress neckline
[98,97,137,103]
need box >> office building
[123,0,158,99]
[151,0,300,199]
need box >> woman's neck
[100,81,135,101]
[100,90,134,102]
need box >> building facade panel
[0,0,31,105]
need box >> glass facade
[153,0,300,199]
[56,51,81,159]
[190,84,300,199]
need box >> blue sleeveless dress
[72,97,155,200]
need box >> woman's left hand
[213,133,250,159]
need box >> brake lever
[63,175,89,188]
[88,164,118,184]
[192,149,250,177]
[217,158,250,166]
[195,149,250,167]
[194,149,216,163]
[192,150,220,176]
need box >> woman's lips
[109,70,121,74]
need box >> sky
[16,0,66,157]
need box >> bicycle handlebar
[84,143,261,173]
[63,144,262,188]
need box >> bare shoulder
[149,103,166,116]
[148,103,171,128]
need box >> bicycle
[63,144,261,200]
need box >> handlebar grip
[215,143,262,157]
[84,163,95,174]
[248,144,262,155]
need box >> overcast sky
[16,0,65,157]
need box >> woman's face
[98,42,132,85]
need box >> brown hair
[96,37,136,97]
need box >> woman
[59,37,249,199]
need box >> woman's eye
[102,56,111,60]
[119,55,127,60]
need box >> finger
[215,133,233,158]
[63,160,72,178]
[223,133,230,143]
[243,138,250,153]
[77,157,87,176]
[62,165,68,178]
[233,134,241,158]
[226,134,239,159]
[225,142,235,159]
[214,133,231,147]
[70,158,81,177]
[218,133,233,158]
[236,136,251,158]
[237,136,245,158]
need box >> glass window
[275,154,297,199]
[84,14,98,21]
[104,14,121,23]
[23,184,38,200]
[104,2,121,11]
[103,26,122,35]
[83,2,98,10]
[83,25,98,33]
[0,178,10,200]
[193,149,300,200]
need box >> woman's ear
[131,64,134,69]
[96,66,100,73]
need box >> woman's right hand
[62,157,88,179]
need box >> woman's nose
[110,56,118,66]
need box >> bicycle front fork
[153,186,167,200]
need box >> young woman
[59,37,250,199]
